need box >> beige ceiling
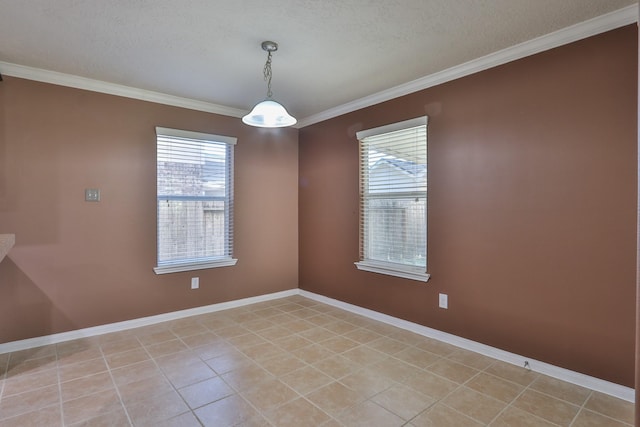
[0,0,636,126]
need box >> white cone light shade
[242,99,297,128]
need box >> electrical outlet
[191,277,199,289]
[85,188,100,202]
[439,293,448,309]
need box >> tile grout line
[361,386,418,425]
[397,353,548,426]
[405,362,491,426]
[112,298,632,426]
[172,325,267,426]
[135,330,202,426]
[3,307,419,426]
[223,304,297,426]
[232,304,340,425]
[289,312,378,426]
[525,380,592,409]
[215,302,328,426]
[57,342,133,426]
[324,315,462,425]
[0,354,6,404]
[437,367,494,425]
[417,352,623,425]
[475,362,617,426]
[55,348,65,427]
[0,350,56,423]
[288,302,507,426]
[566,391,635,427]
[371,339,494,425]
[0,352,16,416]
[215,303,335,426]
[163,301,305,425]
[474,361,563,427]
[231,300,383,425]
[114,301,638,426]
[567,390,593,427]
[1,296,634,426]
[160,334,223,427]
[98,340,135,427]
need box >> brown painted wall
[635,7,639,426]
[0,77,299,343]
[299,26,638,386]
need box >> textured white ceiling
[0,0,636,123]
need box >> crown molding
[0,61,246,118]
[296,4,639,128]
[0,4,636,126]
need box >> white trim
[357,118,429,283]
[0,287,633,403]
[0,289,297,355]
[153,258,238,274]
[356,116,428,140]
[355,261,430,283]
[298,290,635,403]
[296,4,639,128]
[155,127,237,146]
[0,61,246,118]
[0,6,635,127]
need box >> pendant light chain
[263,51,273,99]
[242,40,296,128]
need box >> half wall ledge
[0,234,15,263]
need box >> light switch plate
[84,188,100,202]
[85,188,100,202]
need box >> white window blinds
[356,117,428,282]
[154,127,237,274]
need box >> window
[355,117,429,282]
[154,127,237,274]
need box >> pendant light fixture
[242,41,297,128]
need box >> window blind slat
[358,119,427,270]
[156,128,235,268]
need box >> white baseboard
[0,287,633,403]
[0,289,298,355]
[298,290,635,403]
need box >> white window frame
[154,127,238,275]
[354,116,430,282]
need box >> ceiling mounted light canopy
[242,41,297,128]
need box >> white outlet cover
[191,277,199,289]
[439,293,448,309]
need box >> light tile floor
[0,295,634,426]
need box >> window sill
[355,261,430,282]
[154,258,238,275]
